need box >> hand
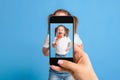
[50,44,98,80]
[55,39,59,46]
[65,47,69,52]
[52,40,59,48]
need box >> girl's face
[54,11,68,16]
[57,26,65,36]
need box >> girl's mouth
[59,32,62,34]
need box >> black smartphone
[49,16,74,66]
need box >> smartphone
[49,16,74,66]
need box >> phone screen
[49,16,74,66]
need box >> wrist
[89,68,99,80]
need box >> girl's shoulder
[74,33,79,37]
[74,33,82,39]
[74,33,83,45]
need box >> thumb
[58,60,78,72]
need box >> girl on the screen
[52,25,72,57]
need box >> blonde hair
[53,9,71,16]
[73,16,79,33]
[48,9,79,34]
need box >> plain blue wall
[0,0,120,80]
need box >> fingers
[65,48,69,52]
[50,65,69,72]
[50,60,78,73]
[57,60,78,72]
[74,44,84,62]
[50,65,64,72]
[51,44,88,73]
[74,51,82,63]
[74,44,79,52]
[74,44,83,53]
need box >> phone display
[49,16,74,66]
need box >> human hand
[52,39,59,48]
[50,44,98,80]
[65,47,69,52]
[55,40,59,46]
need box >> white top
[53,37,71,55]
[43,33,83,48]
[74,33,83,45]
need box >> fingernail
[50,65,54,67]
[58,60,63,64]
[50,65,55,68]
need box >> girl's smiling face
[57,26,65,36]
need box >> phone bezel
[49,16,74,66]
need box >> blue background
[0,0,120,80]
[50,23,73,57]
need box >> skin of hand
[65,47,69,52]
[79,44,84,50]
[50,44,98,80]
[52,39,59,48]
